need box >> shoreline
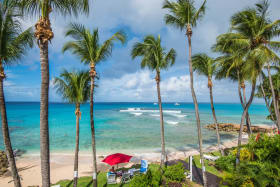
[0,136,247,187]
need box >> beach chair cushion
[140,160,148,173]
[203,154,220,161]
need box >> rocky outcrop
[205,123,274,133]
[0,150,8,176]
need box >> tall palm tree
[131,35,176,168]
[62,23,126,186]
[54,70,90,187]
[192,53,224,156]
[20,1,89,186]
[213,0,280,165]
[163,0,208,185]
[0,1,33,186]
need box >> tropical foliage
[63,23,126,185]
[20,1,90,186]
[131,35,176,167]
[216,134,280,187]
[0,0,33,186]
[192,53,224,155]
[54,70,90,187]
[163,0,208,185]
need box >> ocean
[0,102,272,154]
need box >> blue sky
[4,0,280,102]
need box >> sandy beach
[0,135,248,187]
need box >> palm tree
[213,0,280,165]
[192,53,224,156]
[214,54,253,135]
[163,0,208,184]
[20,1,89,186]
[0,1,33,186]
[131,35,176,168]
[54,70,90,187]
[62,23,126,186]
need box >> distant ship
[174,102,180,106]
[153,102,157,105]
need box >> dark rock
[205,123,274,133]
[0,150,8,176]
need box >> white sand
[0,136,247,187]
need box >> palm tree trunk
[73,104,80,187]
[89,63,97,187]
[156,71,166,168]
[186,25,207,187]
[0,63,21,187]
[267,64,280,129]
[208,78,224,156]
[236,81,256,166]
[237,72,252,135]
[259,76,276,124]
[39,42,50,187]
[241,85,252,135]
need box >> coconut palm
[0,1,33,186]
[62,23,126,185]
[54,70,90,187]
[213,0,280,165]
[163,0,208,184]
[192,53,224,156]
[20,1,89,186]
[131,35,176,168]
[214,54,253,135]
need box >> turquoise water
[0,102,272,154]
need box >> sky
[4,0,280,103]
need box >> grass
[55,164,160,187]
[184,151,225,177]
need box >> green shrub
[231,148,252,161]
[163,163,185,182]
[129,169,161,187]
[215,154,235,172]
[247,134,280,163]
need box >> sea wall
[206,123,274,133]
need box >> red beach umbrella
[102,153,133,166]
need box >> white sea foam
[150,114,160,117]
[131,112,143,116]
[166,121,179,125]
[120,108,181,114]
[171,114,187,118]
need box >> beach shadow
[3,165,37,178]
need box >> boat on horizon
[175,102,180,106]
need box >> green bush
[129,169,161,187]
[163,163,185,182]
[247,134,280,163]
[215,154,235,172]
[231,148,252,161]
[218,135,280,187]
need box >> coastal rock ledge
[206,123,274,133]
[0,150,8,176]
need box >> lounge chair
[203,154,220,161]
[107,173,117,184]
[121,172,131,183]
[140,160,148,174]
